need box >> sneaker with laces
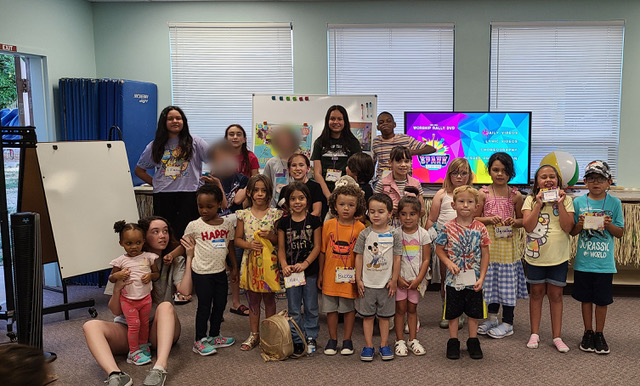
[467,337,483,359]
[360,347,375,361]
[594,332,610,355]
[105,372,132,386]
[139,343,152,358]
[324,339,338,355]
[446,338,460,360]
[340,339,354,355]
[193,337,217,356]
[208,335,235,348]
[307,338,317,355]
[143,368,167,386]
[379,345,394,361]
[580,330,595,352]
[127,349,152,366]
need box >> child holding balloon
[522,160,574,353]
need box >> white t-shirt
[184,217,235,274]
[395,227,433,282]
[354,227,403,289]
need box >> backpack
[259,310,307,361]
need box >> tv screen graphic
[404,112,531,185]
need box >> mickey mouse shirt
[522,195,574,267]
[137,136,209,193]
[354,227,403,289]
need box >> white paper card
[454,269,477,287]
[326,169,342,182]
[378,233,393,244]
[495,225,513,238]
[165,165,181,177]
[583,214,605,231]
[335,267,356,283]
[542,188,559,202]
[284,271,306,288]
[212,239,226,249]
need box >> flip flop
[173,292,191,304]
[230,304,250,316]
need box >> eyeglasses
[585,176,608,183]
[452,171,469,177]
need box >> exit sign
[1,44,17,52]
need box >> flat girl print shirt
[522,195,574,266]
[184,217,235,275]
[321,218,365,299]
[137,136,208,193]
[435,219,490,289]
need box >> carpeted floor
[1,285,638,385]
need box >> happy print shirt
[184,217,235,275]
[522,195,574,267]
[435,219,490,289]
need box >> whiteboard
[252,94,377,168]
[36,141,140,278]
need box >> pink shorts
[396,288,419,304]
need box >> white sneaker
[404,319,420,334]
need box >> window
[490,22,624,180]
[169,23,293,145]
[328,24,454,130]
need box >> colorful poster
[254,122,313,168]
[351,122,372,151]
[405,112,531,185]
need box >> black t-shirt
[311,136,362,192]
[276,213,322,277]
[360,182,373,203]
[219,173,248,215]
[278,179,327,213]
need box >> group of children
[114,107,624,366]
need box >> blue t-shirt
[573,193,623,274]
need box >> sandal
[408,339,426,356]
[241,332,259,351]
[230,304,250,316]
[395,340,408,357]
[487,323,514,339]
[173,292,191,304]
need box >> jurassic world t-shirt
[320,218,365,299]
[573,194,623,274]
[522,195,574,267]
[137,136,208,193]
[277,214,322,276]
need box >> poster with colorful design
[404,112,531,185]
[253,122,313,168]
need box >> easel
[0,127,96,341]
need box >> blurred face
[536,166,559,190]
[289,156,309,181]
[449,167,470,188]
[120,229,144,257]
[328,110,344,136]
[335,194,357,221]
[274,130,296,155]
[251,180,269,206]
[288,190,308,214]
[585,174,610,197]
[489,160,508,185]
[211,150,238,177]
[452,191,477,218]
[197,194,221,222]
[145,220,169,252]
[391,157,411,177]
[368,200,391,227]
[377,113,396,137]
[399,204,420,230]
[166,109,183,137]
[226,126,246,149]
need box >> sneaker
[208,335,235,348]
[360,346,375,361]
[408,339,426,356]
[193,337,217,356]
[404,319,420,334]
[143,368,167,386]
[324,339,338,355]
[293,343,306,357]
[105,372,132,386]
[446,338,460,360]
[553,337,570,353]
[340,339,354,355]
[389,317,395,330]
[379,345,394,361]
[139,343,152,358]
[477,319,499,335]
[580,330,595,352]
[467,338,483,359]
[127,349,152,366]
[487,323,514,339]
[395,340,408,357]
[594,332,610,355]
[439,318,449,329]
[307,338,317,355]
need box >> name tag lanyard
[336,219,356,268]
[455,220,472,273]
[289,216,307,265]
[586,193,607,214]
[401,229,422,278]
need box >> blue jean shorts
[525,261,568,287]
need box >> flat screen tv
[404,112,531,185]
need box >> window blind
[328,24,454,129]
[169,23,293,145]
[490,22,624,180]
